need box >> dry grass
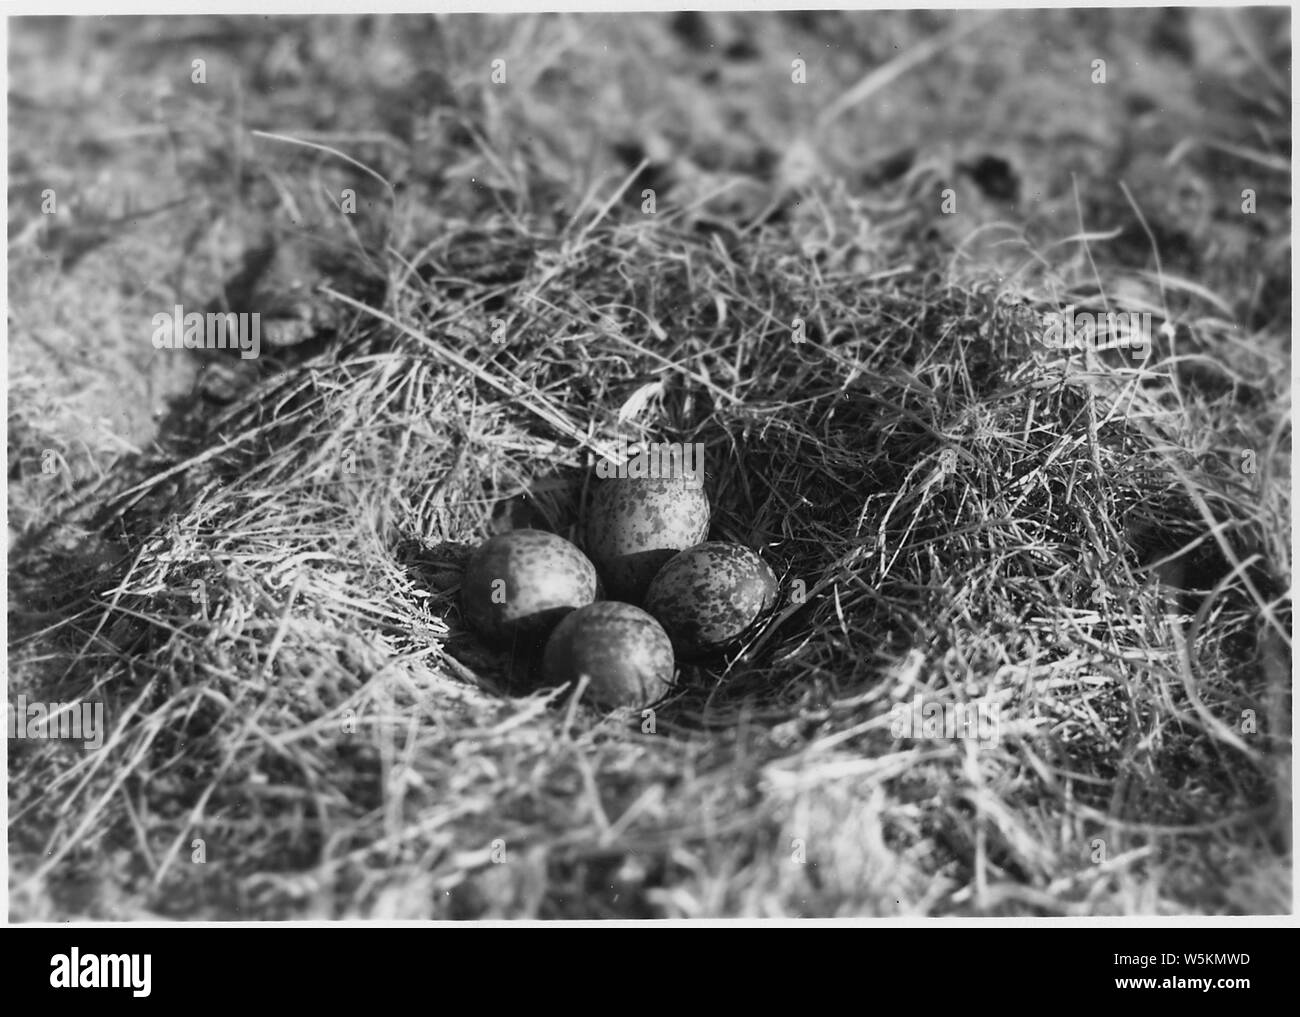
[7,10,1292,919]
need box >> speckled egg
[461,529,598,644]
[583,477,710,604]
[541,601,676,708]
[643,541,779,659]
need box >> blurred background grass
[8,9,1289,460]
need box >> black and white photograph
[5,3,1293,932]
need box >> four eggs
[460,475,779,708]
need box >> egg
[541,601,676,708]
[460,529,598,644]
[583,476,710,604]
[643,541,778,658]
